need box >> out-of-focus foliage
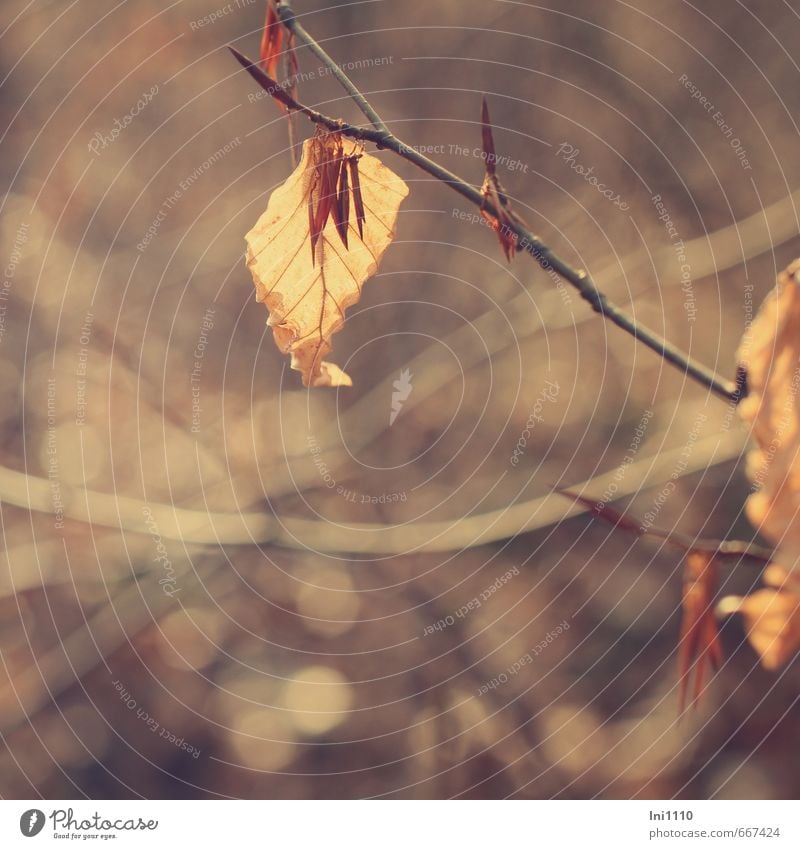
[718,263,800,669]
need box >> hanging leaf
[738,259,800,569]
[678,551,722,712]
[251,2,300,161]
[348,156,366,240]
[245,131,409,387]
[556,489,743,710]
[260,0,283,80]
[718,566,800,670]
[727,259,800,668]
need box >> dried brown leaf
[738,259,800,569]
[332,156,350,248]
[260,0,283,80]
[349,156,365,240]
[729,259,800,668]
[481,97,498,179]
[308,133,341,261]
[246,133,409,387]
[718,565,800,669]
[678,551,722,712]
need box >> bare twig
[276,2,389,134]
[232,3,744,404]
[556,488,772,564]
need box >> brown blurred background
[1,0,799,799]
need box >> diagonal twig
[231,9,744,404]
[555,488,772,564]
[276,1,389,133]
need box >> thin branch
[232,7,745,404]
[276,1,389,133]
[556,488,772,564]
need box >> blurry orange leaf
[738,259,800,569]
[718,590,800,670]
[479,98,519,262]
[731,259,800,668]
[245,131,409,387]
[678,551,722,712]
[718,564,800,670]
